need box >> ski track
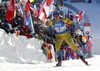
[0,56,100,71]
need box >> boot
[56,61,62,66]
[82,59,88,65]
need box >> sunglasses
[54,15,59,18]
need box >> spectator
[0,20,14,34]
[87,0,91,3]
[0,7,5,21]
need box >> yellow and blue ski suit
[49,17,79,53]
[49,17,84,61]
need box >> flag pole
[12,0,15,28]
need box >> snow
[0,0,100,71]
[0,55,100,71]
[0,29,51,64]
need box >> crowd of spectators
[0,2,56,46]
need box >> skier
[49,11,88,66]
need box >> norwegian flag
[74,11,86,22]
[79,11,86,20]
[22,0,35,33]
[5,0,15,22]
[74,14,80,22]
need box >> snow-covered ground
[0,0,100,71]
[0,55,100,71]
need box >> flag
[67,9,72,27]
[85,36,92,50]
[22,0,35,33]
[59,0,63,6]
[67,9,73,18]
[43,0,55,17]
[47,44,53,60]
[38,2,46,22]
[79,11,86,20]
[38,0,55,22]
[30,4,38,17]
[5,0,15,22]
[74,11,86,21]
[74,14,80,22]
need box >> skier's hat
[53,11,60,16]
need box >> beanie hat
[53,11,59,16]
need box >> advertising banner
[84,23,91,36]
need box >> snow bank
[0,29,49,64]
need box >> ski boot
[56,61,62,66]
[82,59,89,65]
